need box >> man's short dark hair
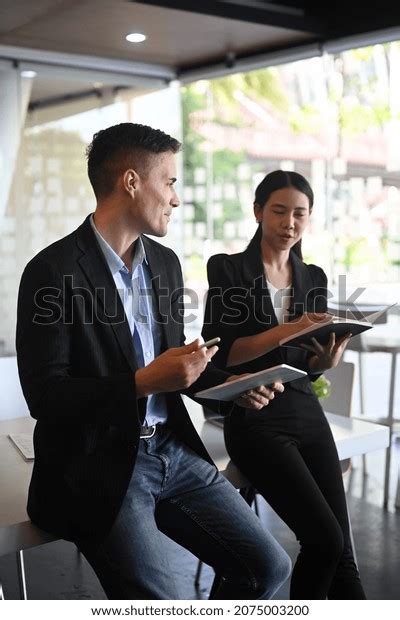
[86,123,181,199]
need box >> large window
[0,85,182,355]
[181,42,400,323]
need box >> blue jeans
[79,426,291,599]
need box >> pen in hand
[200,337,221,349]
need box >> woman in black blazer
[202,170,366,599]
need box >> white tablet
[194,364,307,401]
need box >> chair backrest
[321,361,355,418]
[0,356,29,421]
[344,334,368,353]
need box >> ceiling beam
[179,24,400,83]
[0,44,176,82]
[324,25,400,54]
[134,1,325,34]
[28,86,131,112]
[179,40,322,82]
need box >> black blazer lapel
[75,217,138,372]
[142,236,174,349]
[241,243,279,330]
[240,244,316,332]
[288,251,314,320]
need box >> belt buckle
[140,424,156,439]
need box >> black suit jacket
[202,241,328,394]
[16,215,230,543]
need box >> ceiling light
[21,70,37,78]
[126,32,146,43]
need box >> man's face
[132,151,180,237]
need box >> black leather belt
[139,424,157,439]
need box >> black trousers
[224,386,366,600]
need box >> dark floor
[1,445,399,600]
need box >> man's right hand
[135,339,218,398]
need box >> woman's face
[254,187,311,252]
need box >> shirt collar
[90,214,148,276]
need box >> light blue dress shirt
[90,215,168,426]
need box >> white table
[0,417,56,600]
[188,408,390,479]
[0,417,36,531]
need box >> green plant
[312,375,331,400]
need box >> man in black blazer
[16,123,290,599]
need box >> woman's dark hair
[248,170,314,260]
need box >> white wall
[0,357,29,420]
